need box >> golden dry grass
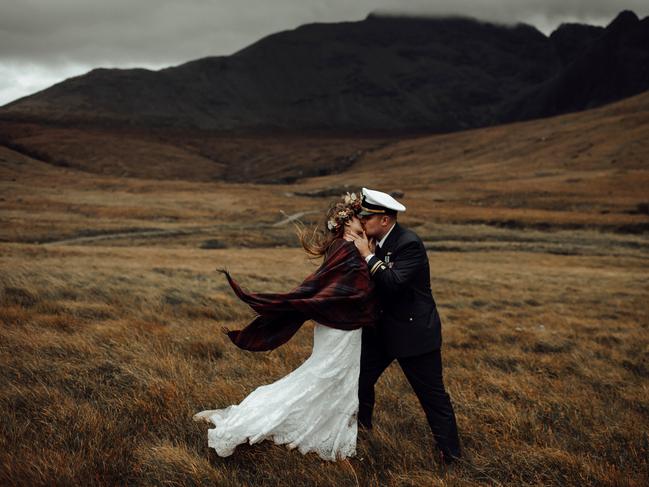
[1,242,647,486]
[1,92,649,485]
[3,91,649,242]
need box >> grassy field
[1,239,647,486]
[1,93,648,485]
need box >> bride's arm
[343,228,375,251]
[345,229,375,253]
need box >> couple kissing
[193,187,461,466]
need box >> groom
[349,187,461,465]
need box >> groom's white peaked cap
[359,187,406,216]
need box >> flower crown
[326,192,362,233]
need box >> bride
[193,192,377,461]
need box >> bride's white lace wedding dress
[193,323,362,461]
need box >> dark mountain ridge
[503,10,649,122]
[1,10,647,133]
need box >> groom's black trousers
[358,332,461,458]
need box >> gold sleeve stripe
[370,260,383,275]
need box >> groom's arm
[365,241,423,293]
[350,231,424,293]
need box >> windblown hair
[297,195,360,258]
[296,221,343,258]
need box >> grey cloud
[3,0,644,66]
[0,0,348,67]
[1,0,647,105]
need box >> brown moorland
[0,91,648,486]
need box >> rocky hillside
[503,10,649,122]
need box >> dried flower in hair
[326,191,361,233]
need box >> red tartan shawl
[221,239,377,351]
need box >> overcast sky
[1,0,647,106]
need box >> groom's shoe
[358,421,372,431]
[357,423,373,442]
[358,415,373,430]
[439,450,461,466]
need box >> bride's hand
[343,229,356,242]
[368,238,376,253]
[348,231,372,258]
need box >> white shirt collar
[377,223,396,248]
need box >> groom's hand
[349,231,372,258]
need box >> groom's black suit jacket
[366,223,442,357]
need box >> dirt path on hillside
[43,211,319,245]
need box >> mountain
[503,11,649,122]
[1,11,648,132]
[548,23,605,67]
